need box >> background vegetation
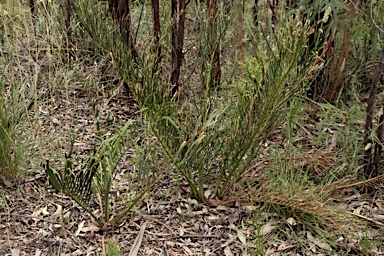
[1,0,384,254]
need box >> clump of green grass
[0,78,26,182]
[0,43,32,184]
[243,93,380,254]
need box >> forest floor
[1,1,384,255]
[1,77,384,255]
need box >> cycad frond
[45,139,99,206]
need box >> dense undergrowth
[1,0,384,254]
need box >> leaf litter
[1,59,384,255]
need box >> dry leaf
[260,223,275,236]
[52,204,62,216]
[237,230,247,245]
[224,246,233,256]
[0,174,14,187]
[129,223,146,256]
[227,212,239,224]
[187,198,199,206]
[41,207,49,215]
[204,189,212,199]
[182,246,193,255]
[11,248,20,256]
[286,217,296,225]
[217,205,229,211]
[34,249,42,256]
[179,225,184,236]
[75,221,85,236]
[81,222,100,232]
[277,244,289,251]
[307,231,331,251]
[202,194,230,207]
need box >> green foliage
[105,239,120,256]
[297,0,349,37]
[0,59,30,182]
[45,137,98,214]
[71,1,319,204]
[45,118,160,228]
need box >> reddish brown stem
[238,1,244,63]
[325,2,353,103]
[364,45,384,177]
[151,0,162,67]
[108,0,138,61]
[206,0,220,88]
[170,0,186,95]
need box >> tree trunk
[108,0,138,61]
[252,0,259,27]
[238,0,244,63]
[206,0,221,88]
[151,0,161,67]
[170,0,186,96]
[325,2,353,103]
[363,45,384,177]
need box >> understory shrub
[71,0,319,204]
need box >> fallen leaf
[129,223,146,256]
[277,244,288,251]
[41,207,49,215]
[81,222,100,232]
[76,221,85,236]
[52,204,62,216]
[204,189,212,199]
[286,217,296,225]
[307,231,331,251]
[187,198,199,206]
[227,212,239,224]
[182,246,193,255]
[237,230,247,245]
[203,195,228,207]
[217,205,229,211]
[260,223,275,236]
[11,248,20,256]
[224,246,233,256]
[0,174,14,187]
[179,225,184,236]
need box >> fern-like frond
[45,138,99,206]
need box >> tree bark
[170,0,186,95]
[363,45,384,177]
[238,1,244,63]
[206,0,221,88]
[151,0,162,67]
[252,0,259,27]
[325,2,353,103]
[108,0,138,61]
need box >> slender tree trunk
[374,106,384,176]
[268,0,278,31]
[108,0,138,61]
[252,0,259,27]
[238,0,244,63]
[325,2,353,103]
[29,0,35,16]
[151,0,162,67]
[65,0,71,36]
[170,0,186,95]
[363,45,384,177]
[206,0,221,88]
